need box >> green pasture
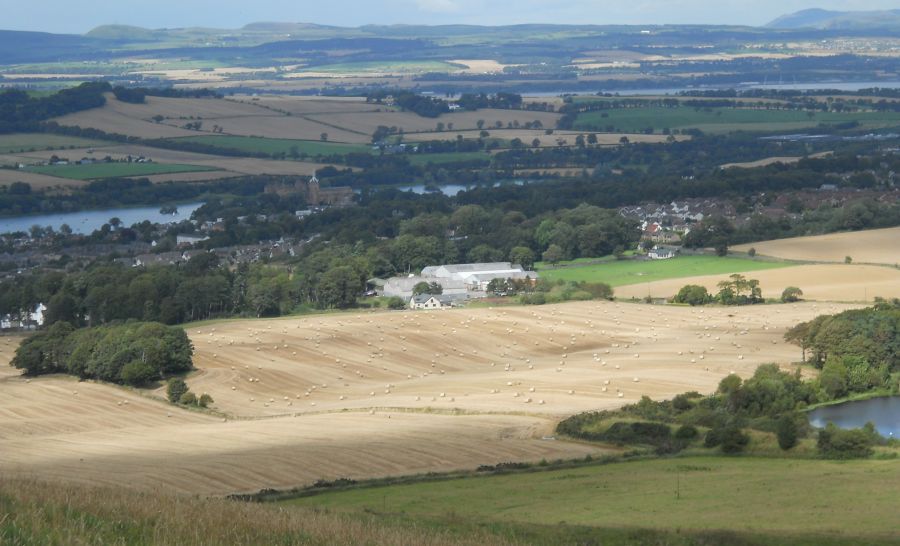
[537,255,792,287]
[28,162,214,180]
[285,456,900,543]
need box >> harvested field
[306,109,561,136]
[0,168,82,189]
[0,300,855,496]
[204,115,367,143]
[132,170,240,183]
[615,264,900,302]
[447,59,512,73]
[733,227,900,265]
[720,151,831,169]
[0,133,107,154]
[231,96,387,116]
[99,145,333,177]
[53,102,196,139]
[403,129,684,146]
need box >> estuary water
[0,202,204,236]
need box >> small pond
[807,396,900,438]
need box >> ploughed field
[0,301,855,496]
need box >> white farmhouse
[409,294,452,310]
[648,246,677,260]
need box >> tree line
[11,320,193,387]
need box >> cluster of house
[0,303,45,330]
[372,262,539,310]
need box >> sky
[3,0,899,34]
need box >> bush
[387,297,406,310]
[781,286,803,303]
[673,284,711,306]
[817,423,874,459]
[179,391,198,405]
[603,421,672,446]
[675,424,699,440]
[198,393,214,408]
[167,378,189,403]
[776,414,799,450]
[705,423,749,453]
[119,360,157,386]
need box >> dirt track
[0,300,856,495]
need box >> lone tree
[776,414,799,450]
[167,378,189,403]
[781,286,804,303]
[542,244,564,265]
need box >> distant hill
[0,30,111,63]
[85,25,161,41]
[767,8,900,30]
[241,22,344,33]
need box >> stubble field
[732,227,900,265]
[0,300,854,496]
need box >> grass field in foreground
[285,457,900,542]
[28,162,215,180]
[573,106,900,134]
[537,255,792,287]
[170,135,372,156]
[0,133,108,154]
[0,478,508,546]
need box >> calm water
[394,180,527,195]
[0,202,204,236]
[808,396,900,438]
[523,81,900,97]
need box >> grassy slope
[573,107,900,133]
[27,162,214,180]
[286,457,900,543]
[0,478,513,546]
[170,135,372,156]
[537,255,792,287]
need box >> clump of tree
[817,422,878,459]
[673,284,712,306]
[784,300,899,399]
[520,279,612,305]
[166,378,213,408]
[413,281,443,296]
[716,274,763,305]
[392,92,450,118]
[0,81,110,133]
[781,286,803,303]
[11,321,193,387]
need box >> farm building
[382,276,468,300]
[383,263,538,300]
[648,246,678,260]
[409,294,453,310]
[420,262,538,291]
